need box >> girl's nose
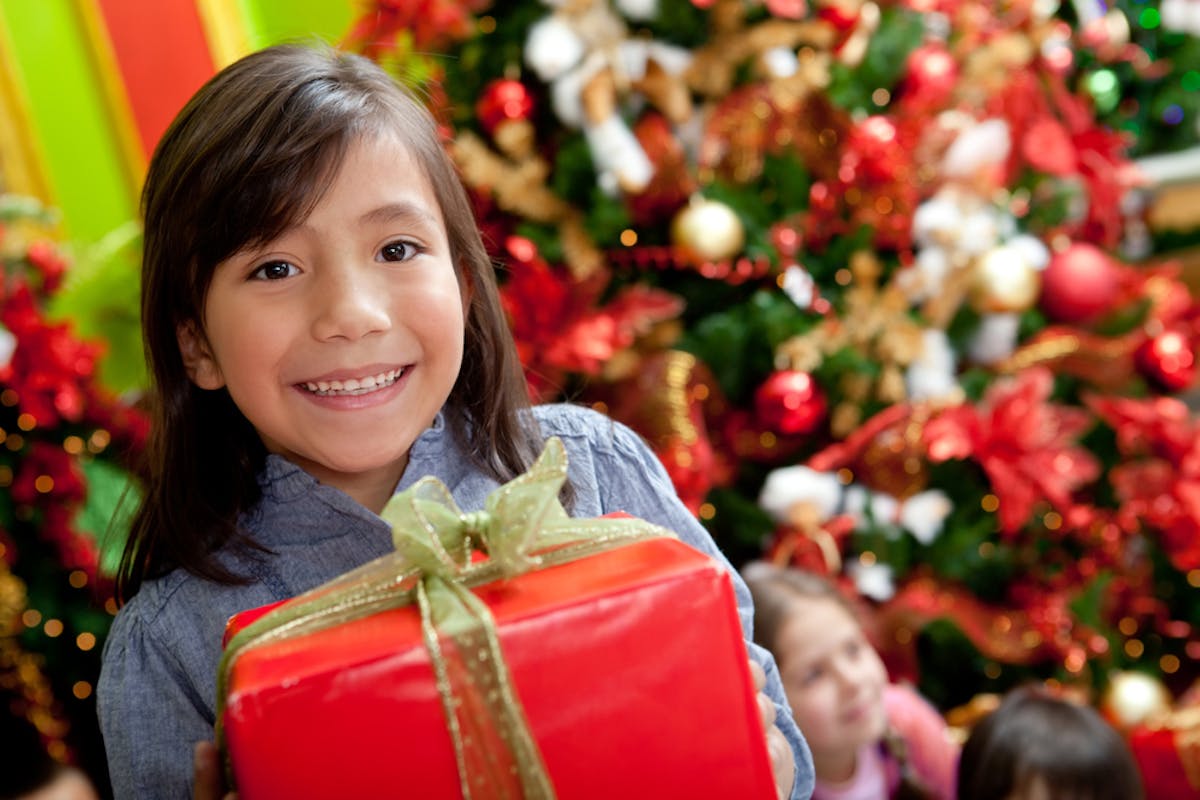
[830,657,863,690]
[310,265,392,341]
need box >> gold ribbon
[216,437,676,798]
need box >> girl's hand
[193,741,237,800]
[749,659,795,800]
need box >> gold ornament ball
[857,426,930,500]
[671,198,745,264]
[1100,670,1172,729]
[969,246,1041,313]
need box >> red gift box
[1129,714,1200,799]
[221,536,777,799]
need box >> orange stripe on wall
[96,0,215,163]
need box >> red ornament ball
[755,370,827,435]
[1039,243,1121,323]
[765,0,808,19]
[817,2,860,33]
[1136,329,1196,393]
[903,43,958,107]
[849,116,901,183]
[475,79,535,135]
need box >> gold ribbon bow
[217,437,675,798]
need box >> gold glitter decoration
[0,560,72,765]
[452,128,603,279]
[684,0,834,100]
[776,250,925,436]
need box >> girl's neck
[297,455,408,515]
[350,471,405,515]
[813,746,860,786]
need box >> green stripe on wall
[237,0,354,50]
[0,0,137,244]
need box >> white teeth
[303,368,402,396]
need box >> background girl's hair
[741,561,935,800]
[956,684,1145,800]
[740,561,860,655]
[117,42,540,601]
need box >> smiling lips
[301,367,405,396]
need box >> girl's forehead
[294,133,442,219]
[777,596,861,656]
[340,131,426,174]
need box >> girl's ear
[176,322,225,390]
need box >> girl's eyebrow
[359,201,439,228]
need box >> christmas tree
[8,0,1200,792]
[346,0,1200,754]
[0,196,146,796]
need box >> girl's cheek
[790,691,836,731]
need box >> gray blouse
[99,403,814,799]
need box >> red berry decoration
[475,78,534,136]
[1136,329,1196,393]
[1039,243,1121,323]
[754,370,827,435]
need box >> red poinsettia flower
[923,367,1099,535]
[0,283,103,426]
[990,69,1136,248]
[25,240,69,293]
[1088,395,1200,571]
[499,237,682,401]
[342,0,486,57]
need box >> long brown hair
[741,562,935,800]
[117,43,540,601]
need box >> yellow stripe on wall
[0,10,53,202]
[196,0,252,69]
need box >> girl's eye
[797,665,823,687]
[380,241,419,263]
[251,261,297,281]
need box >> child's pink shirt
[813,683,959,800]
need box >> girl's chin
[840,707,889,743]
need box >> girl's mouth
[301,368,405,397]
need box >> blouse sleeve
[98,599,216,799]
[584,413,817,800]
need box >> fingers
[757,688,777,729]
[749,658,766,692]
[194,742,237,800]
[194,742,221,800]
[748,658,793,800]
[766,725,795,800]
[748,659,775,728]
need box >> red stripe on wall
[96,0,215,161]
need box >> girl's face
[774,595,889,770]
[179,134,465,511]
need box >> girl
[956,685,1144,800]
[97,44,813,799]
[742,562,959,800]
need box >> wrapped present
[1128,689,1200,800]
[218,437,776,800]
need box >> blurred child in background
[956,684,1144,800]
[743,561,959,800]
